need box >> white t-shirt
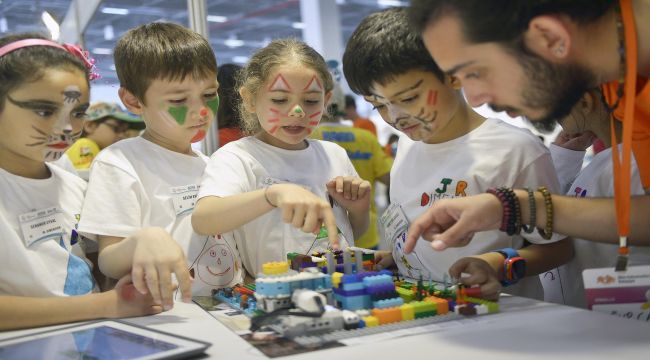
[198,136,358,276]
[547,144,650,308]
[0,164,95,297]
[389,118,562,300]
[78,136,243,295]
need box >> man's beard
[494,41,597,133]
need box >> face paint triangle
[269,74,292,91]
[207,95,220,116]
[303,76,323,92]
[168,105,188,125]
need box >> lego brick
[362,316,379,327]
[371,307,402,324]
[400,303,415,321]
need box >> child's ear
[83,121,99,134]
[581,91,598,114]
[118,88,144,115]
[239,87,256,113]
[323,91,333,106]
[447,75,462,90]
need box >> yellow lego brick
[362,316,379,327]
[262,261,289,275]
[396,287,415,302]
[332,272,343,288]
[400,303,415,321]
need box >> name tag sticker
[379,202,409,248]
[583,265,650,322]
[171,184,200,216]
[19,206,65,247]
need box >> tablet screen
[0,321,209,360]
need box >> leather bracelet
[521,188,536,234]
[536,186,553,240]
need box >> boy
[65,102,144,177]
[343,7,572,300]
[78,23,243,311]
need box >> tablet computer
[0,320,210,360]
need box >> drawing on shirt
[420,177,469,206]
[192,235,238,287]
[393,232,427,279]
[573,186,588,197]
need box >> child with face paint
[0,33,162,330]
[78,23,244,311]
[192,39,371,277]
[543,88,650,308]
[343,8,573,301]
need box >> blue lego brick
[341,273,361,284]
[334,293,372,310]
[373,297,404,309]
[362,274,393,287]
[333,287,366,297]
[366,283,395,295]
[342,282,365,291]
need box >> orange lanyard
[610,0,637,253]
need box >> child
[192,39,371,277]
[343,7,572,300]
[546,88,650,308]
[78,23,243,311]
[216,64,245,147]
[66,102,144,172]
[0,33,159,330]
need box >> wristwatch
[493,248,526,286]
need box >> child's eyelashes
[203,92,218,99]
[304,99,321,105]
[371,104,386,111]
[34,109,56,118]
[271,99,288,104]
[401,94,419,103]
[169,99,187,104]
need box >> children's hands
[266,184,339,248]
[326,176,371,214]
[108,274,164,318]
[553,130,596,151]
[130,227,192,310]
[449,257,502,301]
[374,250,395,271]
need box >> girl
[0,33,159,330]
[192,39,370,277]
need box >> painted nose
[199,107,209,117]
[387,105,406,125]
[289,104,305,118]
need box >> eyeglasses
[101,121,130,134]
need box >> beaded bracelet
[521,188,536,234]
[264,186,277,208]
[486,187,522,236]
[536,186,553,240]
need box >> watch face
[509,256,526,280]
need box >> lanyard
[610,0,637,263]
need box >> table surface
[2,295,649,359]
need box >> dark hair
[238,38,333,135]
[342,7,444,96]
[0,33,89,111]
[114,22,217,103]
[345,94,356,109]
[409,0,615,45]
[217,63,243,129]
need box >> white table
[2,296,649,359]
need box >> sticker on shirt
[170,184,201,216]
[19,206,66,247]
[189,235,242,295]
[379,202,409,248]
[583,265,650,322]
[393,231,428,279]
[420,177,469,207]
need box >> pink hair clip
[62,43,101,81]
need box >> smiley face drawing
[194,236,238,287]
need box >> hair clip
[62,43,101,81]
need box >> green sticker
[168,105,188,125]
[207,95,220,116]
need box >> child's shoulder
[478,118,548,151]
[47,162,87,191]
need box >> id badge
[583,265,650,322]
[19,206,65,247]
[379,202,410,248]
[170,184,200,216]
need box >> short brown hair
[238,38,333,135]
[114,22,217,103]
